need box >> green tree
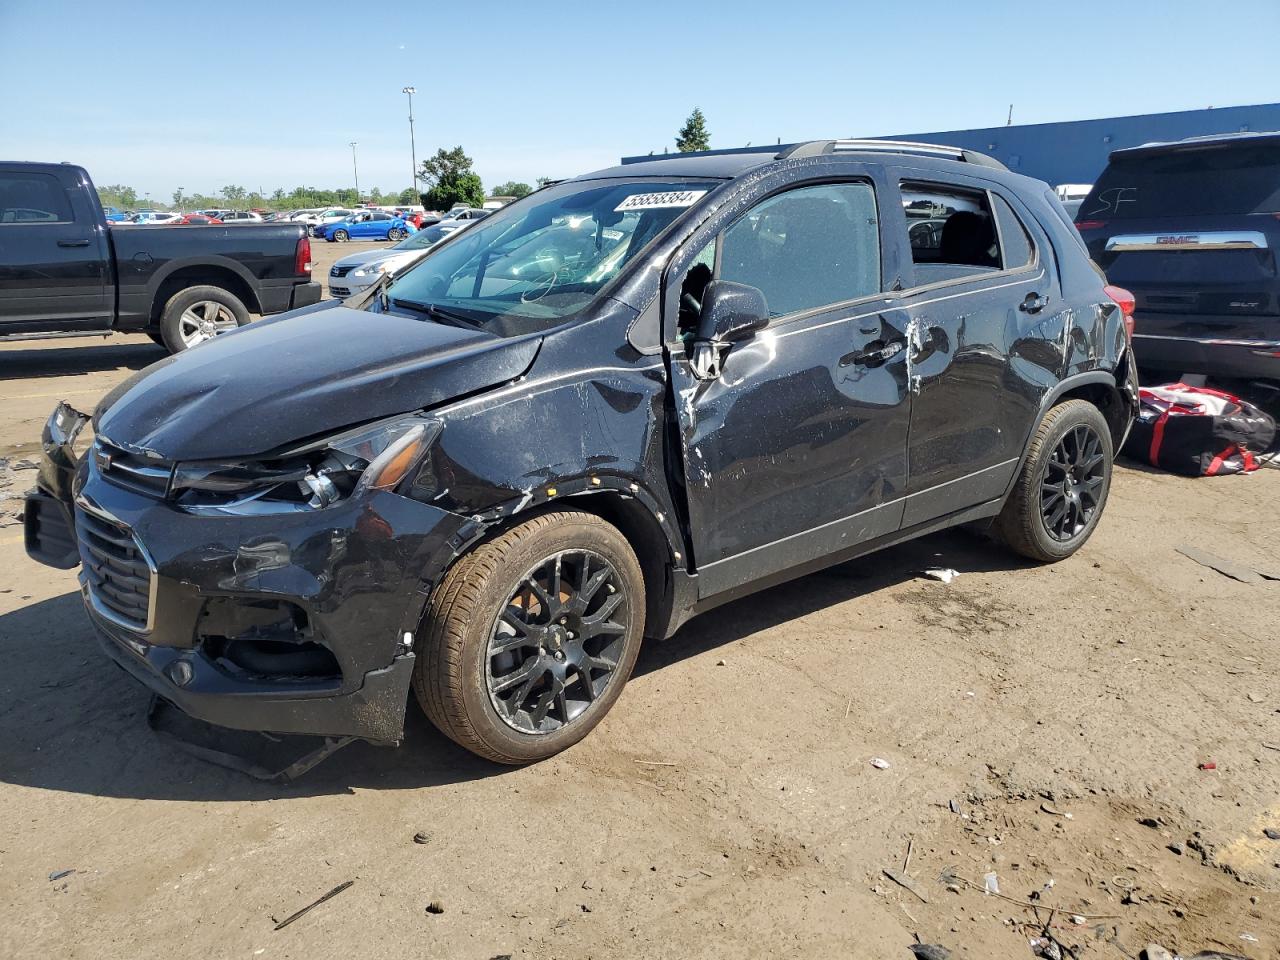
[417,146,472,187]
[491,181,532,200]
[98,184,138,210]
[396,187,419,205]
[535,176,554,189]
[676,107,710,152]
[417,146,485,210]
[423,174,484,212]
[219,184,248,208]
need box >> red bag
[1122,383,1275,476]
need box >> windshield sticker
[614,190,708,212]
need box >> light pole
[349,141,361,204]
[402,86,418,203]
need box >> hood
[95,306,540,461]
[334,247,421,271]
[334,247,402,269]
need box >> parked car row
[328,219,471,296]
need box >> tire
[996,399,1114,563]
[414,511,645,764]
[158,285,250,353]
[146,331,166,347]
[332,229,349,242]
[388,227,406,241]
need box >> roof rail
[777,139,1007,170]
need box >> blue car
[320,209,417,242]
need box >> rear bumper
[1132,328,1280,380]
[257,280,322,316]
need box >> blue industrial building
[622,102,1280,187]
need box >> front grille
[95,437,172,498]
[330,264,354,278]
[330,285,350,297]
[76,506,154,632]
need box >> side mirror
[690,280,770,381]
[695,280,770,344]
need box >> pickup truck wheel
[414,511,645,764]
[159,285,250,353]
[996,399,1113,563]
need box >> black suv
[25,140,1137,764]
[1076,131,1280,380]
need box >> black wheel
[332,229,349,242]
[996,399,1113,562]
[158,285,250,353]
[414,511,645,764]
[146,331,166,347]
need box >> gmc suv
[1076,131,1280,380]
[25,140,1137,765]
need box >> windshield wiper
[388,298,481,329]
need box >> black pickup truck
[0,162,321,352]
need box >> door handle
[841,339,904,367]
[1019,292,1049,314]
[57,238,91,247]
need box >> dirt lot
[1,249,1277,959]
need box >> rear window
[1082,143,1280,219]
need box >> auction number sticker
[614,190,708,212]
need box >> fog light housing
[196,598,341,682]
[165,658,194,687]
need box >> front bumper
[26,442,472,742]
[327,271,378,299]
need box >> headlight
[171,415,442,513]
[350,261,389,278]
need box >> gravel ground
[0,252,1277,959]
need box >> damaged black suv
[26,140,1137,764]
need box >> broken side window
[901,182,1001,284]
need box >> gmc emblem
[1157,235,1198,245]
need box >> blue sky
[3,0,1277,200]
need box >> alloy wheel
[1039,423,1106,541]
[486,550,629,735]
[178,300,239,347]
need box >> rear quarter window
[991,194,1034,269]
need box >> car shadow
[0,340,166,381]
[637,526,1030,677]
[0,528,1026,801]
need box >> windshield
[384,177,718,336]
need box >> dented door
[669,307,912,598]
[664,176,912,599]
